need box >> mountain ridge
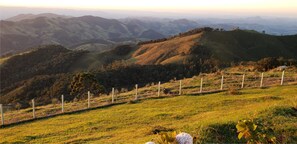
[5,13,72,22]
[0,15,200,56]
[132,28,297,65]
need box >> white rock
[145,142,155,144]
[175,132,193,144]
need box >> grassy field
[1,85,296,143]
[2,68,296,126]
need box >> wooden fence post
[179,80,182,95]
[135,84,138,100]
[0,104,4,126]
[241,74,245,89]
[158,81,161,97]
[112,88,115,103]
[281,70,285,85]
[32,99,35,119]
[88,91,90,108]
[200,78,203,93]
[220,75,224,90]
[260,72,264,87]
[61,95,64,113]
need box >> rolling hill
[1,28,297,108]
[68,27,297,70]
[0,45,86,107]
[132,28,297,65]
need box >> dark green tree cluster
[70,73,105,99]
[94,62,217,91]
[0,45,86,92]
[255,57,296,71]
[0,45,86,108]
[0,74,71,108]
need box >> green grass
[3,69,295,126]
[1,85,296,143]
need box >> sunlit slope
[132,33,203,65]
[132,30,297,65]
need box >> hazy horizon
[1,0,297,20]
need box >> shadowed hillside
[0,45,86,107]
[200,30,297,62]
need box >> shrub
[163,88,171,95]
[227,87,241,95]
[152,131,196,144]
[51,98,59,105]
[73,97,79,102]
[150,126,173,134]
[120,88,128,93]
[156,131,177,144]
[70,72,105,99]
[15,102,22,110]
[236,119,276,143]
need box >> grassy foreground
[0,85,296,143]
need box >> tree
[70,73,105,99]
[255,57,279,71]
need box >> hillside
[68,28,297,67]
[132,29,297,65]
[0,45,86,107]
[0,85,296,143]
[1,28,297,108]
[200,30,297,62]
[133,33,203,65]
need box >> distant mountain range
[2,13,297,56]
[0,15,158,56]
[0,14,202,56]
[5,13,72,22]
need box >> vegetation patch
[150,126,174,134]
[271,107,297,117]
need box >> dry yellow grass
[132,33,203,65]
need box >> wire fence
[1,70,296,127]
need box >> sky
[0,0,297,18]
[0,0,296,12]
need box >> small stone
[176,132,193,144]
